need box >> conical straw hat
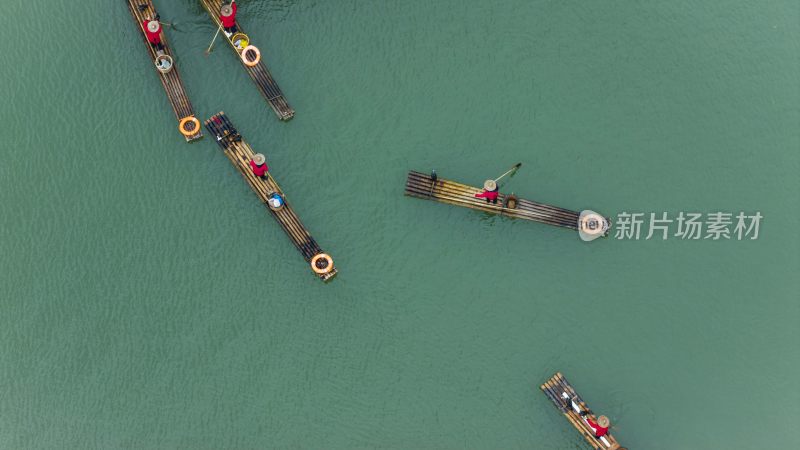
[221,4,233,16]
[147,20,160,33]
[597,415,610,428]
[483,179,497,191]
[253,153,266,165]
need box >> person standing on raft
[143,17,164,51]
[220,1,238,35]
[475,179,499,204]
[250,153,269,180]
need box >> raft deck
[199,0,294,121]
[204,112,335,281]
[540,372,623,450]
[126,0,202,142]
[405,171,608,233]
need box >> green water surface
[1,1,798,448]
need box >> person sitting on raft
[475,179,499,204]
[250,153,269,180]
[220,1,238,34]
[584,413,610,438]
[562,394,610,438]
[143,17,164,51]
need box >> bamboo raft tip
[319,266,338,282]
[181,115,204,142]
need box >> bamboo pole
[406,171,580,220]
[405,178,577,225]
[205,24,223,55]
[405,171,583,229]
[408,171,579,214]
[406,171,589,225]
[493,162,522,183]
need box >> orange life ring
[178,116,200,137]
[241,45,261,67]
[310,253,334,275]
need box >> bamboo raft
[405,171,611,239]
[199,0,294,120]
[204,112,335,281]
[541,373,625,450]
[126,0,203,142]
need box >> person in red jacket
[563,394,610,439]
[250,153,269,180]
[584,414,610,438]
[220,1,238,34]
[475,179,499,204]
[143,17,164,51]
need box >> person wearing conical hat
[250,153,269,180]
[142,16,164,50]
[474,179,499,204]
[579,408,610,438]
[563,393,610,438]
[220,1,238,34]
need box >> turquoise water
[1,1,798,448]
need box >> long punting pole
[204,112,336,281]
[205,23,223,55]
[540,372,625,450]
[198,0,295,120]
[493,162,522,183]
[404,171,611,239]
[126,0,203,142]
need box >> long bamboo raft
[204,112,335,281]
[541,373,625,450]
[199,0,294,120]
[405,171,611,239]
[126,0,203,142]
